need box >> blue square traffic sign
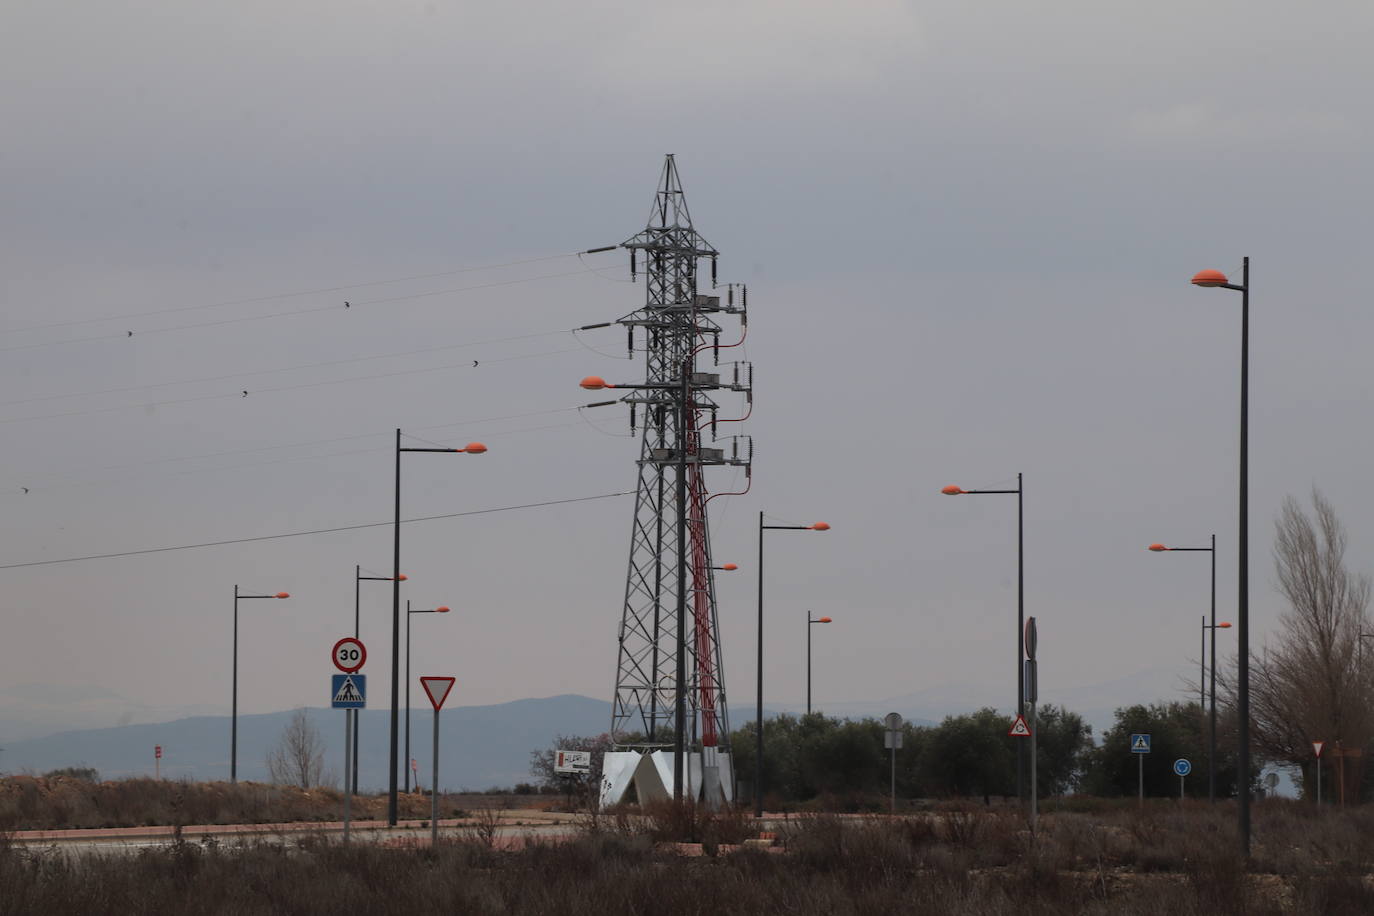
[331,674,366,708]
[1130,733,1151,754]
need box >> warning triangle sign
[420,676,455,711]
[1313,741,1325,758]
[333,676,362,704]
[1008,715,1031,738]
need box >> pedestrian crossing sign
[331,674,366,708]
[1130,733,1151,753]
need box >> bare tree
[1238,491,1372,785]
[266,708,327,788]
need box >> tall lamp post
[231,586,289,783]
[942,474,1025,802]
[405,600,450,792]
[1192,260,1250,855]
[354,568,405,794]
[389,431,486,825]
[756,514,829,817]
[806,613,832,716]
[1149,537,1223,801]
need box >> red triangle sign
[420,676,455,711]
[1008,715,1032,738]
[1313,740,1325,758]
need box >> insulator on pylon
[713,332,720,364]
[627,327,634,358]
[732,363,739,386]
[727,286,734,307]
[630,249,636,278]
[711,410,718,438]
[731,439,738,459]
[711,257,717,286]
[630,402,637,433]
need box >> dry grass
[7,787,1374,914]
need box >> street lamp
[1149,537,1223,802]
[353,568,406,794]
[406,600,450,792]
[389,431,485,824]
[231,586,289,783]
[942,474,1025,801]
[756,514,829,817]
[1192,259,1251,855]
[807,613,832,716]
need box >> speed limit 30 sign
[332,637,367,673]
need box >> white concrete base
[599,750,734,808]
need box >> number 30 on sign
[332,637,367,673]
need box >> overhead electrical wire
[0,491,634,570]
[0,327,573,409]
[0,260,619,356]
[0,344,586,427]
[2,249,615,337]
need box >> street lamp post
[389,431,485,825]
[806,613,832,716]
[942,474,1025,802]
[1192,260,1250,855]
[354,567,405,794]
[1149,537,1222,801]
[231,586,289,783]
[405,600,450,792]
[756,514,829,817]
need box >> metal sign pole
[431,707,440,848]
[890,744,896,814]
[343,710,353,844]
[1138,754,1144,807]
[1030,699,1038,833]
[1317,758,1322,806]
[1180,774,1184,800]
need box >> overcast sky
[3,1,1373,742]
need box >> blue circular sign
[1173,758,1192,777]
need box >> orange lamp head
[397,574,409,581]
[1148,543,1169,552]
[811,522,830,531]
[941,485,965,495]
[463,442,487,454]
[435,606,451,613]
[721,563,738,571]
[1219,621,1233,629]
[1192,269,1229,287]
[275,592,290,599]
[817,616,832,623]
[580,376,611,390]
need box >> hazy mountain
[1,694,612,791]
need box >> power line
[0,491,633,570]
[0,263,613,355]
[2,249,615,337]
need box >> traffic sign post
[154,745,162,780]
[331,637,367,844]
[1313,741,1325,806]
[1174,759,1192,799]
[421,676,456,848]
[1131,734,1151,806]
[884,712,903,814]
[1023,617,1038,835]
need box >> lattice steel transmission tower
[588,156,752,806]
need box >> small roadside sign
[1008,715,1032,738]
[1130,733,1151,754]
[155,745,162,759]
[331,674,366,708]
[421,676,456,711]
[332,637,367,674]
[1173,758,1191,777]
[555,750,592,774]
[1313,741,1325,758]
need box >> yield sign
[420,676,455,711]
[1313,741,1325,758]
[1008,714,1032,738]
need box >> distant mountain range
[0,694,612,791]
